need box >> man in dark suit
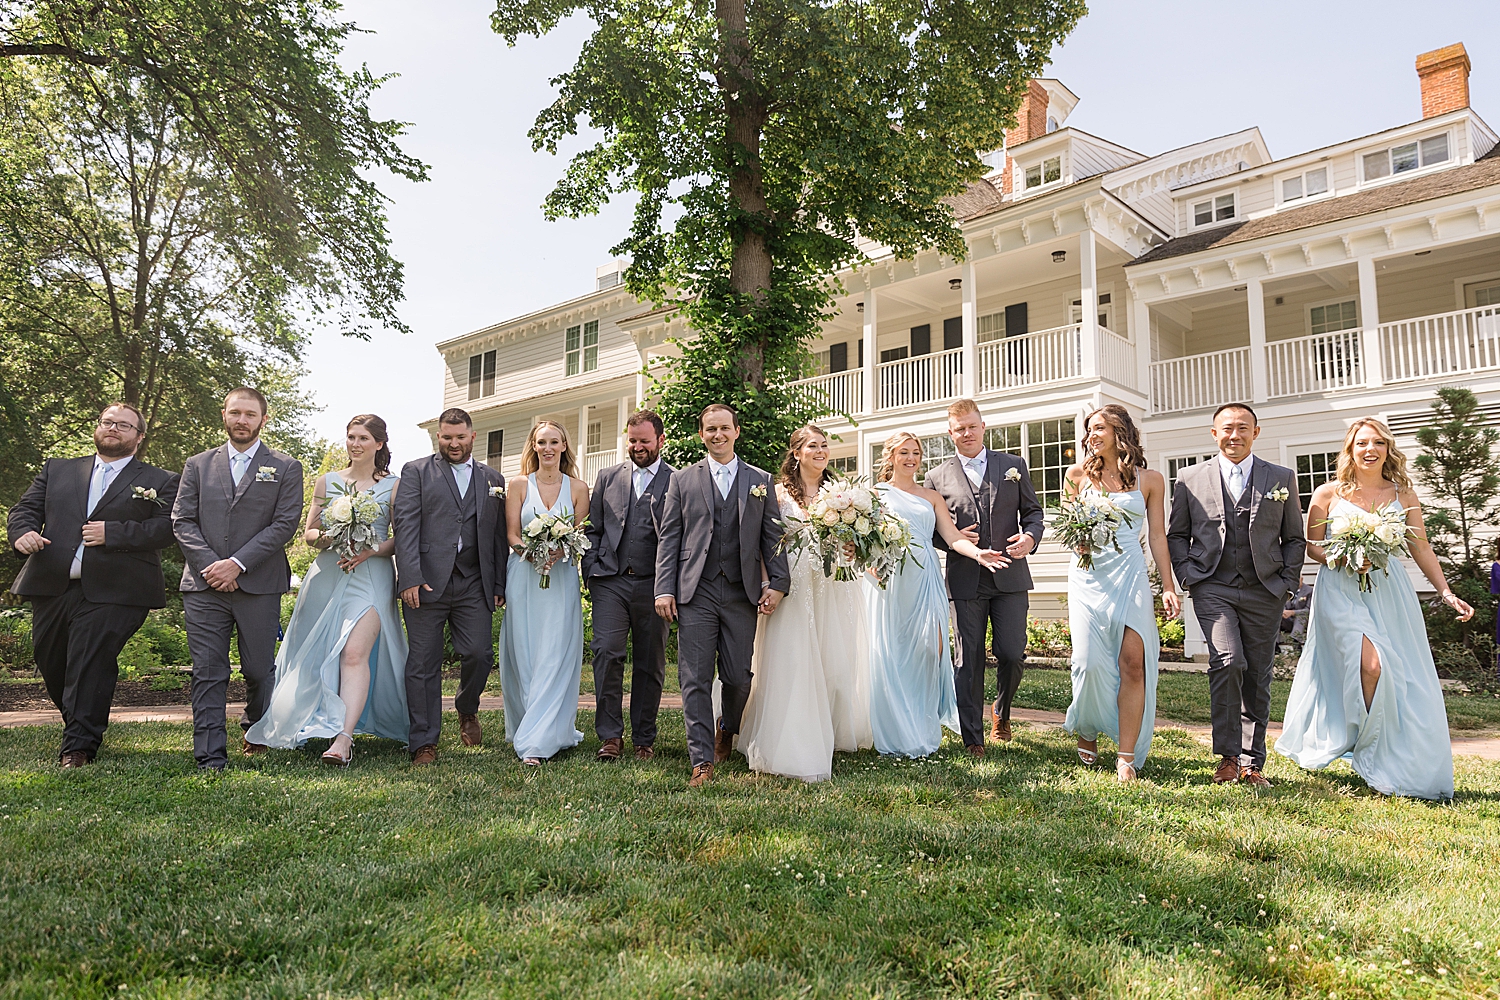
[655,403,790,787]
[1168,403,1306,787]
[583,410,673,761]
[924,398,1045,756]
[392,407,507,765]
[7,403,180,766]
[173,387,304,771]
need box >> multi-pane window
[1166,453,1216,498]
[811,348,832,376]
[467,350,496,401]
[1070,291,1113,330]
[879,346,909,363]
[1027,417,1076,511]
[828,456,858,475]
[1295,450,1341,500]
[977,311,1006,343]
[1192,193,1235,227]
[985,424,1022,454]
[1024,156,1061,189]
[1310,300,1358,335]
[1281,166,1330,203]
[565,320,599,376]
[485,430,504,469]
[1467,281,1500,308]
[586,420,603,454]
[1363,133,1449,181]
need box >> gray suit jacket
[172,442,304,594]
[654,458,791,605]
[391,455,507,601]
[582,459,673,579]
[1167,456,1306,600]
[925,450,1045,598]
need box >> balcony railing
[1267,329,1365,398]
[977,323,1083,392]
[793,368,863,420]
[1381,304,1500,383]
[1150,347,1252,415]
[1097,325,1137,390]
[582,450,616,485]
[878,347,964,409]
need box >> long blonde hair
[520,420,579,477]
[1334,417,1411,496]
[876,431,923,483]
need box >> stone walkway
[5,696,1498,761]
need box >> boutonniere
[132,486,166,507]
[1005,467,1022,482]
[255,466,278,482]
[749,484,768,499]
[489,485,505,499]
[1268,486,1289,503]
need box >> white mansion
[428,43,1498,616]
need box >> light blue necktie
[231,451,250,487]
[714,464,731,499]
[452,461,472,498]
[1228,463,1246,503]
[634,466,649,499]
[72,462,115,577]
[964,456,985,487]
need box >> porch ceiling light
[856,301,864,311]
[1052,250,1067,263]
[949,278,962,290]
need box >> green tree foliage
[491,0,1085,466]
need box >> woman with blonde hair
[498,419,592,765]
[1276,417,1472,800]
[866,431,1007,757]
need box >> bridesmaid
[866,432,1005,757]
[1061,405,1179,781]
[498,420,591,766]
[1276,418,1472,800]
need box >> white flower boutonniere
[1268,486,1290,503]
[1005,467,1022,482]
[255,466,278,483]
[489,485,505,499]
[132,486,166,507]
[749,484,768,499]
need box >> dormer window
[1024,156,1061,189]
[1362,132,1449,182]
[1192,193,1235,228]
[1280,166,1330,204]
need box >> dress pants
[952,587,1029,747]
[589,572,667,747]
[677,573,757,767]
[1191,581,1284,769]
[402,571,493,750]
[184,589,282,767]
[31,582,149,757]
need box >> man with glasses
[7,403,180,767]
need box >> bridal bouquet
[321,483,383,561]
[779,478,914,588]
[1053,491,1138,571]
[1322,504,1412,592]
[516,511,590,589]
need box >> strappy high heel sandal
[1116,751,1138,783]
[522,756,544,768]
[1076,739,1098,767]
[322,733,354,768]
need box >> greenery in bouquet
[1321,504,1413,593]
[517,512,590,589]
[779,479,914,588]
[319,481,383,563]
[1053,491,1138,571]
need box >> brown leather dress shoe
[59,751,93,769]
[966,744,985,759]
[714,722,733,763]
[242,739,269,756]
[411,744,438,766]
[1241,766,1272,788]
[597,737,624,761]
[458,713,483,747]
[1213,757,1242,784]
[634,745,655,761]
[994,718,1013,742]
[688,762,714,787]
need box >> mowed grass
[3,713,1500,998]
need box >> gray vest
[702,470,743,584]
[453,476,480,580]
[618,475,660,576]
[971,472,1000,598]
[1208,474,1255,589]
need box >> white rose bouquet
[1321,503,1412,593]
[516,511,590,589]
[778,477,914,588]
[320,482,384,564]
[1053,491,1138,571]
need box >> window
[1069,291,1113,330]
[485,430,504,469]
[1024,156,1061,189]
[586,420,603,454]
[811,348,832,376]
[828,456,858,475]
[1309,300,1358,335]
[565,320,599,376]
[1295,450,1341,500]
[1362,133,1449,181]
[1027,417,1076,511]
[1166,453,1216,498]
[986,424,1022,454]
[879,346,909,363]
[1280,166,1330,203]
[1466,280,1500,308]
[1192,193,1235,227]
[977,311,1006,343]
[467,350,496,400]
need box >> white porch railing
[1097,325,1137,390]
[1380,304,1500,383]
[582,450,615,485]
[1267,329,1365,398]
[877,347,963,409]
[792,368,863,419]
[1149,347,1252,415]
[976,323,1083,392]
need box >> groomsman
[1168,403,1305,787]
[392,407,507,765]
[173,387,304,771]
[583,410,673,761]
[7,404,179,766]
[925,398,1045,757]
[655,404,790,787]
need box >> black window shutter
[829,342,848,373]
[910,324,931,356]
[943,316,963,350]
[1004,302,1029,338]
[857,339,864,368]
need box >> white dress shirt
[1218,452,1255,503]
[959,449,988,488]
[227,440,262,572]
[632,457,663,499]
[707,455,739,499]
[71,454,134,579]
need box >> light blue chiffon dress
[864,485,959,757]
[246,473,409,747]
[1275,499,1454,800]
[1062,488,1159,766]
[498,473,585,760]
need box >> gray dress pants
[676,573,757,767]
[185,589,282,768]
[589,573,667,746]
[1191,581,1285,769]
[402,572,494,751]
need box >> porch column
[634,340,649,406]
[1357,256,1384,388]
[1078,229,1099,378]
[861,289,879,416]
[1246,277,1269,403]
[960,257,978,397]
[616,394,631,462]
[578,403,591,459]
[1132,295,1152,409]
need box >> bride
[739,425,873,782]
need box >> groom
[1168,403,1305,787]
[655,403,790,787]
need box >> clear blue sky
[306,0,1499,463]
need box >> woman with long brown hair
[1277,418,1472,800]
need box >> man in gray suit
[1168,403,1306,787]
[583,409,673,761]
[925,398,1045,756]
[393,407,507,765]
[655,404,790,787]
[173,387,304,771]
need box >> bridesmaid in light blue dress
[499,420,591,765]
[246,415,409,763]
[1276,418,1473,800]
[866,432,1006,757]
[1062,406,1180,781]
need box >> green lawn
[3,711,1500,998]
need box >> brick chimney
[1000,79,1050,197]
[1416,43,1470,119]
